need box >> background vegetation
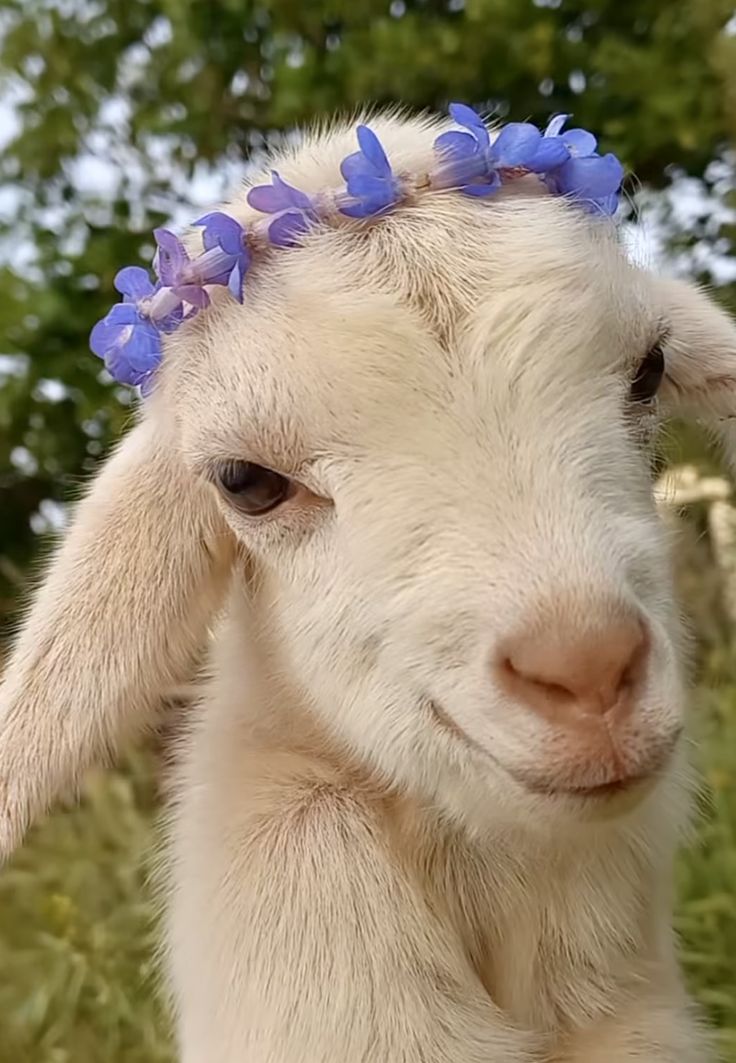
[0,0,734,1059]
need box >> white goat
[2,111,736,1062]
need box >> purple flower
[489,123,543,169]
[514,120,570,172]
[86,99,627,397]
[194,212,251,302]
[543,114,597,157]
[434,106,565,191]
[434,104,623,215]
[541,116,624,215]
[339,126,402,217]
[153,229,211,310]
[114,266,155,302]
[89,215,254,392]
[434,103,500,196]
[247,172,318,248]
[546,153,624,214]
[114,265,183,333]
[89,301,162,391]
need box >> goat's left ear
[656,276,736,422]
[654,277,736,472]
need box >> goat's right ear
[0,411,235,857]
[656,277,736,468]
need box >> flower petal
[227,261,245,302]
[434,130,478,158]
[340,127,399,216]
[195,212,245,256]
[174,284,211,309]
[554,153,624,199]
[339,151,366,183]
[90,320,122,360]
[89,304,138,359]
[341,177,396,216]
[562,128,597,157]
[246,184,286,214]
[586,192,620,217]
[271,172,313,212]
[525,138,570,173]
[267,210,311,247]
[544,114,570,138]
[356,126,392,177]
[104,346,141,385]
[119,321,161,374]
[103,302,139,326]
[153,228,189,286]
[114,266,155,301]
[157,303,185,333]
[449,102,490,149]
[346,174,391,198]
[491,123,542,168]
[102,318,161,385]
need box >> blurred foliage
[0,751,173,1063]
[677,687,736,1061]
[1,0,736,635]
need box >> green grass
[0,753,173,1063]
[677,683,736,1060]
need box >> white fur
[3,111,735,1061]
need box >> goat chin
[2,108,732,1061]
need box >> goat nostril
[496,611,649,724]
[502,657,575,705]
[536,678,576,703]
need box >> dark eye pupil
[630,345,664,403]
[216,461,291,514]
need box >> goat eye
[215,461,292,515]
[630,345,665,404]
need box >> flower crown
[90,103,624,394]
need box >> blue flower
[114,265,183,333]
[489,123,540,169]
[153,229,211,310]
[114,266,155,303]
[541,116,623,215]
[339,126,402,217]
[87,101,627,396]
[89,301,162,392]
[434,103,500,196]
[546,153,624,214]
[194,212,251,302]
[436,104,573,190]
[435,104,623,215]
[247,172,318,247]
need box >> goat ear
[0,411,235,857]
[656,277,736,468]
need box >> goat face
[166,124,701,833]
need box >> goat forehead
[172,204,652,466]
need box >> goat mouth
[526,773,655,800]
[518,730,681,801]
[423,697,679,802]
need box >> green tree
[1,0,735,633]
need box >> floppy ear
[0,409,235,857]
[655,276,736,469]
